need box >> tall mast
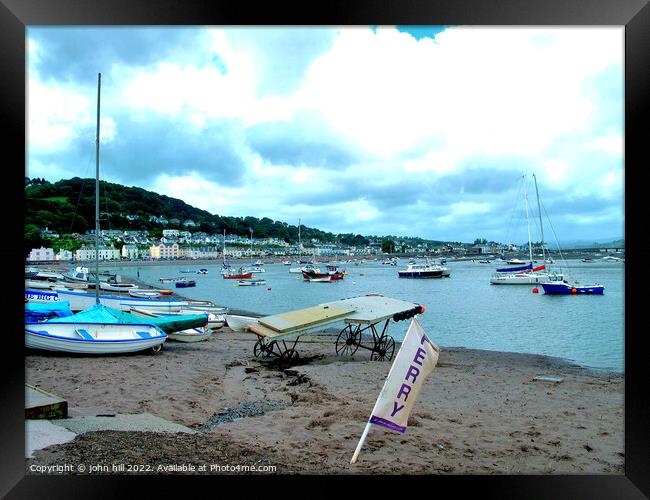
[298,218,301,261]
[95,73,101,303]
[249,227,253,264]
[223,229,226,266]
[524,192,533,264]
[532,173,545,262]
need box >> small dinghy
[25,322,167,354]
[128,289,161,298]
[224,314,259,332]
[99,282,140,292]
[237,279,266,286]
[167,327,211,342]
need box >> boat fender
[571,288,577,294]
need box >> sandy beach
[25,323,624,475]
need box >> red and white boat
[223,267,254,279]
[306,275,333,283]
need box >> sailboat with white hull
[490,174,564,285]
[26,73,171,353]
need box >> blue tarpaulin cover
[25,301,73,322]
[38,303,208,333]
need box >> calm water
[110,259,624,373]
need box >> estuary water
[111,259,624,373]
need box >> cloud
[245,116,360,168]
[27,27,213,82]
[26,26,624,242]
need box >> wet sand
[25,325,624,475]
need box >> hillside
[25,177,455,250]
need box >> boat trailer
[248,295,425,364]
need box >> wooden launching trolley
[246,295,425,363]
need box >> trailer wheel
[335,327,360,357]
[371,336,395,361]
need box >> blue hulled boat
[540,281,604,295]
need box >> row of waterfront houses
[27,243,222,262]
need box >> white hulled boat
[398,257,450,279]
[25,73,169,354]
[224,314,259,332]
[490,174,564,285]
[25,322,167,354]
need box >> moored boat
[99,282,139,292]
[223,268,254,279]
[307,276,333,283]
[25,322,167,354]
[540,280,604,295]
[398,258,450,278]
[490,174,564,285]
[175,280,196,288]
[25,288,60,303]
[25,279,57,290]
[237,279,266,286]
[128,289,161,298]
[25,301,73,322]
[167,327,211,342]
[54,287,189,312]
[130,307,225,330]
[224,314,259,332]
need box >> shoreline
[25,263,624,474]
[39,261,623,377]
[25,328,624,474]
[122,270,622,378]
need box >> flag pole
[350,421,372,464]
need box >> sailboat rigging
[25,73,177,353]
[490,174,564,285]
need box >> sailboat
[25,73,179,353]
[55,108,187,313]
[289,218,305,273]
[289,219,321,274]
[490,174,564,285]
[220,229,231,275]
[248,228,265,273]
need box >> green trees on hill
[25,177,337,245]
[25,177,466,250]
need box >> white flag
[368,316,440,433]
[351,317,439,463]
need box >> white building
[183,247,220,259]
[162,229,180,238]
[121,244,139,259]
[75,246,121,261]
[55,249,73,261]
[27,247,55,261]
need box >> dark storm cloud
[29,113,250,187]
[246,121,359,169]
[29,27,215,83]
[106,114,249,186]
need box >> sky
[26,26,624,245]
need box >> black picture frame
[3,0,647,497]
